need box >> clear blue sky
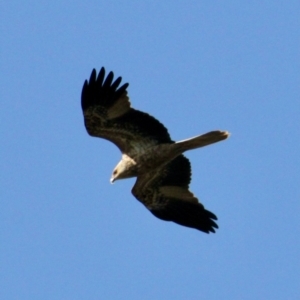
[1,1,299,299]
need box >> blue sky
[1,1,299,299]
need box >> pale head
[110,157,137,183]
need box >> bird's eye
[113,170,117,175]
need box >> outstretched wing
[132,155,218,233]
[81,67,172,155]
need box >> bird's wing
[132,155,218,233]
[81,67,172,155]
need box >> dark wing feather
[81,67,172,154]
[150,197,218,233]
[132,155,218,233]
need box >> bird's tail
[176,130,230,151]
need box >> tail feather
[176,130,230,151]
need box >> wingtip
[89,69,97,83]
[203,225,218,234]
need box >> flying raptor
[81,67,229,233]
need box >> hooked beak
[110,177,115,184]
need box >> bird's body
[81,67,229,233]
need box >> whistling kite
[81,67,229,233]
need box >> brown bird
[81,67,229,233]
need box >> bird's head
[110,167,122,183]
[110,159,137,183]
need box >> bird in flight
[81,67,229,233]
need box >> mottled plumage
[81,67,229,233]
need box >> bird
[81,67,229,233]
